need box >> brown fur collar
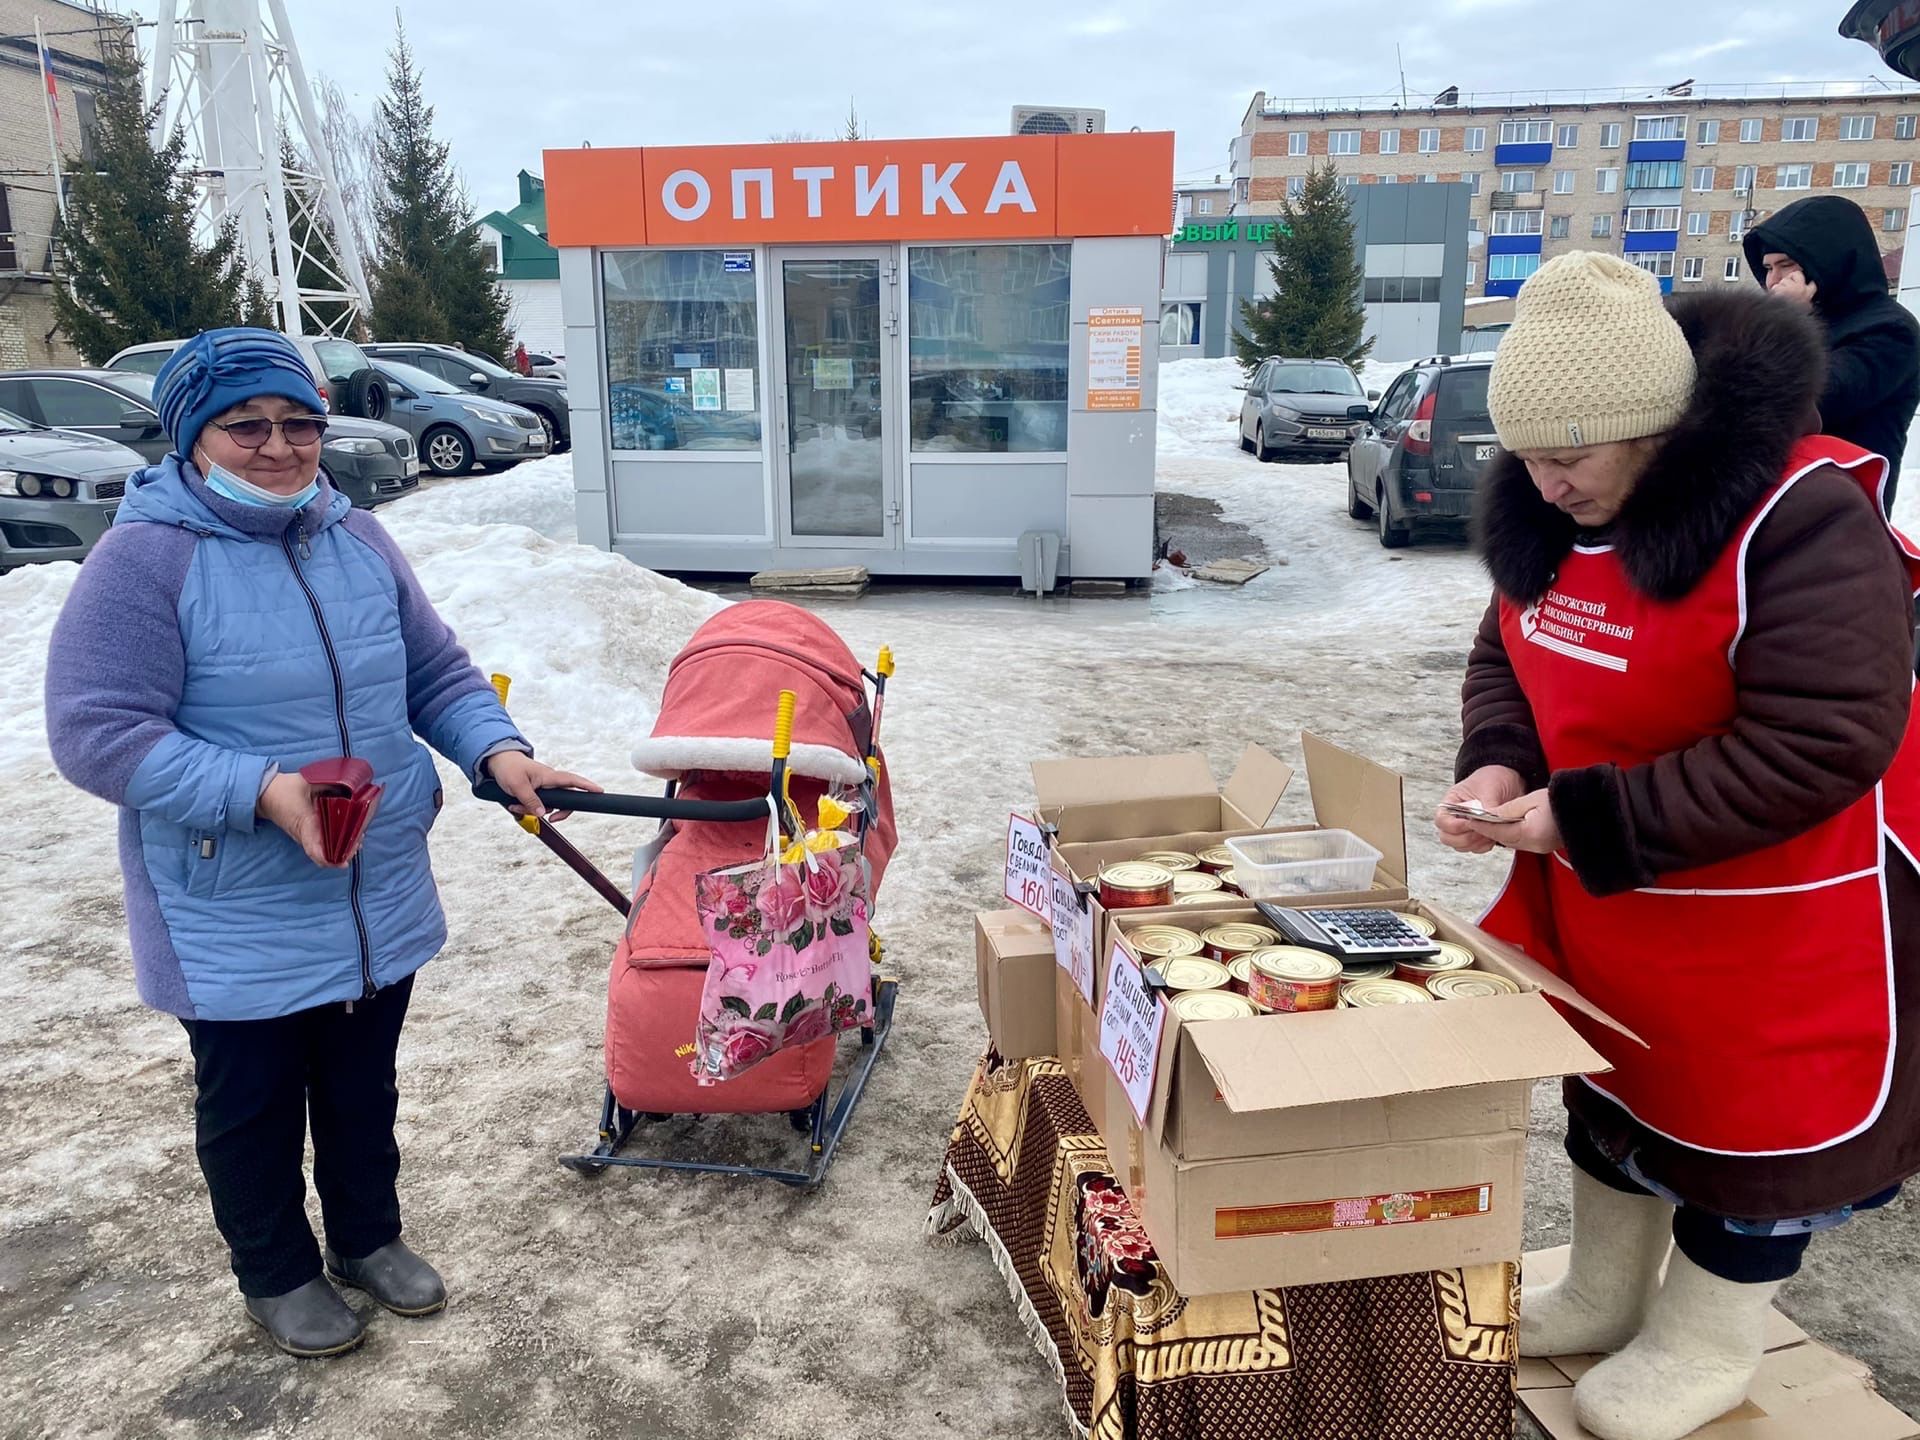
[1475,286,1828,603]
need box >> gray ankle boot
[245,1276,367,1357]
[324,1239,446,1316]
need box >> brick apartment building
[1229,83,1920,298]
[0,0,132,367]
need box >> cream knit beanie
[1487,251,1696,453]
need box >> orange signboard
[545,132,1173,248]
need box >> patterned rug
[928,1050,1519,1440]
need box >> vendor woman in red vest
[1436,251,1920,1440]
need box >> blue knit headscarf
[153,328,327,461]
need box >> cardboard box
[975,909,1057,1061]
[1094,899,1628,1295]
[1054,964,1106,1133]
[1517,1247,1919,1440]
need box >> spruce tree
[1233,162,1373,371]
[367,19,510,357]
[53,59,261,363]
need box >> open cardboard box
[1517,1247,1919,1440]
[1055,965,1106,1134]
[1098,899,1634,1295]
[975,909,1057,1061]
[1039,734,1411,999]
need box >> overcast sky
[116,0,1904,217]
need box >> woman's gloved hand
[259,771,352,869]
[485,749,603,822]
[1435,764,1528,854]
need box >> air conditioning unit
[1011,106,1107,136]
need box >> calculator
[1253,904,1442,962]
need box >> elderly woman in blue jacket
[43,329,597,1358]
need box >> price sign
[1004,813,1052,919]
[1051,870,1096,1006]
[1099,941,1167,1126]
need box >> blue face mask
[195,450,321,510]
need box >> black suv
[1345,356,1498,548]
[363,344,571,451]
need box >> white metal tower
[146,0,371,337]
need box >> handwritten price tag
[1051,870,1096,1006]
[1004,814,1052,919]
[1099,941,1167,1127]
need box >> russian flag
[39,39,63,149]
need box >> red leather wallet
[298,758,384,865]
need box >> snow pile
[395,452,579,541]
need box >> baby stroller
[476,601,899,1188]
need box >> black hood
[1743,195,1891,316]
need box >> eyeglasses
[207,415,329,448]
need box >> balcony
[1627,139,1687,164]
[1623,231,1680,253]
[1487,234,1544,255]
[1489,191,1545,210]
[1494,142,1554,167]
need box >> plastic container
[1225,829,1382,900]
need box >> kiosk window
[908,243,1070,453]
[602,250,761,452]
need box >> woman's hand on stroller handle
[482,751,603,822]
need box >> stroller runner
[475,602,898,1188]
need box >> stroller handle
[471,780,773,823]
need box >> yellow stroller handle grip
[772,689,797,761]
[876,646,894,680]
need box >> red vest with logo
[1483,436,1920,1156]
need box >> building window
[1465,126,1487,152]
[1379,128,1401,154]
[1159,300,1202,348]
[1419,127,1440,153]
[1600,123,1622,148]
[1287,175,1306,197]
[1686,211,1709,235]
[1289,131,1308,156]
[1467,260,1478,285]
[1493,209,1544,235]
[1489,253,1542,283]
[1376,174,1398,184]
[1782,116,1817,142]
[1836,163,1870,189]
[1558,124,1579,148]
[602,249,761,453]
[1730,210,1749,241]
[1553,169,1576,194]
[1330,130,1361,155]
[1776,164,1813,190]
[1841,115,1876,141]
[1596,167,1620,193]
[1625,160,1685,188]
[1363,276,1444,303]
[1892,161,1912,187]
[1235,177,1249,205]
[1419,172,1437,182]
[1691,166,1715,191]
[1501,119,1553,145]
[1740,118,1763,143]
[1634,116,1686,141]
[1697,119,1720,144]
[1465,172,1482,195]
[1889,208,1910,233]
[1629,252,1675,279]
[1337,174,1361,192]
[1682,256,1705,281]
[1550,214,1571,239]
[1724,256,1743,280]
[1197,196,1213,214]
[1734,164,1757,193]
[1592,214,1614,238]
[908,243,1070,454]
[1897,115,1918,141]
[1501,171,1535,193]
[1626,206,1681,231]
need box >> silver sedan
[371,360,550,476]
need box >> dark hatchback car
[1345,356,1498,548]
[362,344,571,451]
[0,369,420,510]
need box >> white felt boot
[1571,1249,1781,1440]
[1521,1167,1673,1357]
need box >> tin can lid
[1130,924,1204,958]
[1099,861,1175,893]
[1159,956,1232,992]
[1226,955,1255,984]
[1175,892,1230,907]
[1196,845,1239,869]
[1400,913,1438,937]
[1249,947,1345,983]
[1341,978,1434,1006]
[1172,871,1225,895]
[1340,959,1397,981]
[1427,971,1522,1000]
[1200,923,1282,953]
[1400,942,1477,974]
[1135,850,1200,872]
[1171,990,1260,1022]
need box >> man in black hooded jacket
[1745,194,1920,506]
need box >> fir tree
[367,19,509,356]
[1233,163,1373,371]
[53,59,261,363]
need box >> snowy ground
[2,364,1916,1436]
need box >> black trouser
[179,975,413,1298]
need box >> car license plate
[1475,444,1497,461]
[406,459,421,477]
[1307,426,1345,440]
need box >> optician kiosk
[543,131,1174,580]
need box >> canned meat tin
[1245,947,1344,1013]
[1339,959,1397,982]
[1171,989,1260,1022]
[1098,862,1175,910]
[1136,850,1200,872]
[1394,942,1477,984]
[1175,891,1231,908]
[1341,978,1434,1007]
[1426,971,1522,1001]
[1400,913,1438,938]
[1200,923,1281,963]
[1129,925,1204,961]
[1225,955,1255,994]
[1158,956,1232,993]
[1172,871,1225,896]
[1196,845,1238,873]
